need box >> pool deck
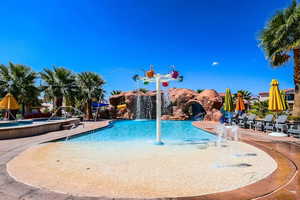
[193,121,300,200]
[0,120,299,199]
[0,120,111,200]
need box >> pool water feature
[68,120,217,144]
[135,95,154,119]
[162,91,171,115]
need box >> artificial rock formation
[164,88,223,121]
[108,88,223,121]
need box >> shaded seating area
[235,113,300,138]
[250,114,271,131]
[0,93,20,120]
[235,80,297,136]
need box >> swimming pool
[8,120,278,198]
[0,120,33,128]
[68,120,217,144]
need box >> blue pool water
[0,121,33,127]
[69,120,217,144]
[32,117,66,122]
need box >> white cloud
[212,62,219,66]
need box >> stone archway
[183,100,207,120]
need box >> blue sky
[0,0,295,96]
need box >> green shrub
[288,116,300,122]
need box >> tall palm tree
[138,88,148,93]
[259,0,300,117]
[77,72,105,120]
[0,62,40,116]
[249,100,270,118]
[233,90,252,101]
[40,66,77,115]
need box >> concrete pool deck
[7,140,277,198]
[0,120,299,199]
[193,121,300,200]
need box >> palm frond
[271,53,291,66]
[259,0,300,66]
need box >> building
[285,88,295,109]
[258,92,269,102]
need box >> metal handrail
[48,106,85,121]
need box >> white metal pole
[155,74,163,145]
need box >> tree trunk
[21,104,25,117]
[25,104,31,113]
[85,99,93,120]
[292,48,300,117]
[55,97,63,116]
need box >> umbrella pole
[227,111,232,125]
[275,111,281,132]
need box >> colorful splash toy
[146,65,155,78]
[162,82,169,87]
[132,65,183,145]
[171,70,179,79]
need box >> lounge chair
[231,112,239,124]
[237,113,247,127]
[245,114,256,129]
[254,114,273,131]
[288,123,300,138]
[274,115,288,133]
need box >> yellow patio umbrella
[268,80,288,137]
[224,88,234,112]
[280,90,288,111]
[235,92,245,112]
[268,79,284,112]
[0,93,20,110]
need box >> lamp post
[133,66,183,145]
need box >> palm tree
[77,72,105,120]
[233,90,252,101]
[0,62,40,116]
[111,90,122,96]
[248,100,270,118]
[196,89,204,93]
[138,88,148,93]
[40,66,77,115]
[259,0,300,117]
